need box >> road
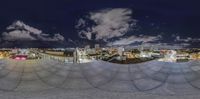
[1,58,200,99]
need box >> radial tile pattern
[0,58,200,95]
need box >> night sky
[0,0,200,48]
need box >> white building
[75,48,92,63]
[117,47,124,56]
[159,50,177,62]
[139,51,151,58]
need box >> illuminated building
[159,50,177,62]
[139,51,151,58]
[117,47,124,56]
[85,45,90,49]
[95,44,100,49]
[123,52,136,59]
[176,53,189,60]
[190,52,200,60]
[0,50,10,59]
[75,48,92,63]
[109,48,117,54]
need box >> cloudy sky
[0,0,199,48]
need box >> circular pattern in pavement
[0,58,200,95]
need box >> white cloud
[2,20,65,41]
[76,8,137,41]
[39,33,65,41]
[2,30,36,41]
[175,35,200,42]
[75,18,86,29]
[107,35,161,46]
[125,42,189,49]
[7,21,42,34]
[175,36,192,42]
[107,34,191,49]
[145,43,190,49]
[142,43,186,49]
[179,43,191,46]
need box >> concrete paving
[0,58,200,99]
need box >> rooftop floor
[0,58,200,99]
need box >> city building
[74,48,92,63]
[85,45,90,49]
[117,47,125,56]
[95,44,100,49]
[123,51,136,59]
[139,51,151,58]
[190,52,200,60]
[159,50,177,62]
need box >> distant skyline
[0,0,200,48]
